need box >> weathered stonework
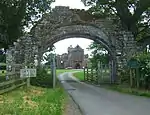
[6,34,38,79]
[6,6,138,83]
[30,6,138,82]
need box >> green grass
[48,69,77,75]
[73,71,84,81]
[0,86,66,115]
[102,84,150,97]
[73,71,150,97]
[56,69,77,76]
[0,68,78,115]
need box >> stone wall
[12,6,138,83]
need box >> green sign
[127,59,140,68]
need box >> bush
[118,67,130,84]
[119,52,150,89]
[30,67,53,88]
[135,52,150,89]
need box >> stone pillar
[122,32,137,61]
[114,31,137,82]
[6,47,14,80]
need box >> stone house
[56,45,88,69]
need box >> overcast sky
[51,0,93,55]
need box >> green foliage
[82,0,150,40]
[0,0,54,48]
[118,67,130,84]
[87,42,109,68]
[0,49,6,62]
[30,67,53,88]
[119,52,150,89]
[0,55,5,62]
[43,52,56,66]
[105,84,150,97]
[134,52,150,88]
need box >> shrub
[119,52,150,89]
[30,67,53,88]
[118,67,130,84]
[135,52,150,89]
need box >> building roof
[75,45,83,50]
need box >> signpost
[127,58,139,68]
[20,68,36,87]
[50,54,56,88]
[51,55,56,88]
[127,58,140,88]
[20,69,36,78]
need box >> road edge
[58,72,86,115]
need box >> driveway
[58,72,150,115]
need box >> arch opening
[42,34,116,83]
[32,13,118,83]
[45,34,114,58]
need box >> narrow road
[58,72,150,115]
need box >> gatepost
[50,54,56,88]
[97,61,101,84]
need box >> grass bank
[73,71,150,97]
[73,71,84,81]
[0,69,79,115]
[56,69,77,76]
[0,86,66,115]
[103,84,150,97]
[0,69,71,115]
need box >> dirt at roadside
[63,96,82,115]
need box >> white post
[27,69,30,87]
[53,55,56,88]
[27,77,30,87]
[100,62,103,81]
[97,61,101,84]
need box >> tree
[81,0,150,41]
[87,42,109,68]
[43,53,57,67]
[0,0,54,49]
[0,49,6,62]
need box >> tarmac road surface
[58,72,150,115]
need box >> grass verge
[73,72,150,98]
[56,69,77,76]
[73,71,84,81]
[101,84,150,98]
[0,86,66,115]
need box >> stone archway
[30,6,137,83]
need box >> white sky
[51,0,92,55]
[51,0,87,9]
[53,38,93,55]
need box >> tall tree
[0,0,54,49]
[81,0,150,41]
[87,42,109,68]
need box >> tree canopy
[82,0,150,41]
[0,0,54,49]
[87,42,109,68]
